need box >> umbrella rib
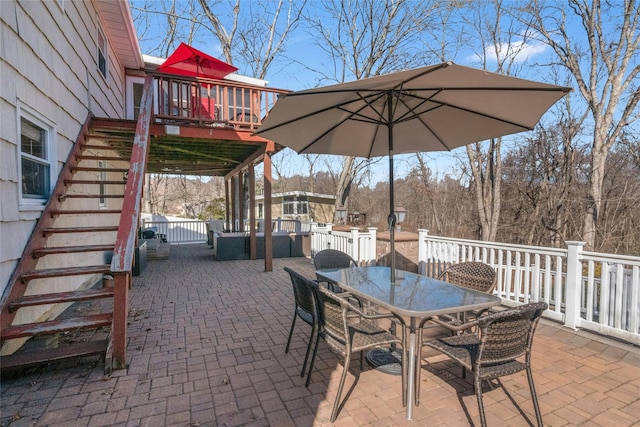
[255,91,385,135]
[431,100,534,131]
[298,97,382,153]
[391,88,540,148]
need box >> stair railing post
[112,272,130,369]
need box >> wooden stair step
[33,244,115,258]
[43,226,119,235]
[0,339,109,371]
[51,209,122,216]
[86,132,134,140]
[9,289,114,312]
[1,313,113,340]
[71,166,129,173]
[81,143,131,151]
[20,265,111,282]
[59,194,124,200]
[76,155,125,161]
[65,179,126,185]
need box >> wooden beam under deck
[90,118,271,144]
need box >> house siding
[0,0,133,296]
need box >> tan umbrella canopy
[255,62,571,280]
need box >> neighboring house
[256,191,336,223]
[0,0,282,371]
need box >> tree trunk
[467,138,501,241]
[334,156,355,221]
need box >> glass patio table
[315,266,501,421]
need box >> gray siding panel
[0,0,133,295]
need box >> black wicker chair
[423,301,548,427]
[313,249,357,292]
[310,283,405,422]
[283,267,319,387]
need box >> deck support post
[263,147,273,272]
[112,272,130,369]
[249,166,257,260]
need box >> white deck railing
[141,217,311,244]
[310,224,378,266]
[308,225,640,345]
[141,219,209,243]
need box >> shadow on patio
[1,244,639,426]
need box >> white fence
[310,223,378,266]
[141,219,208,243]
[141,217,311,244]
[308,225,640,345]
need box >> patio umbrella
[255,62,570,282]
[157,42,238,80]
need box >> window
[97,26,107,78]
[132,82,144,118]
[282,196,309,217]
[98,160,107,207]
[125,76,146,120]
[20,117,52,202]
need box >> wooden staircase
[0,115,136,374]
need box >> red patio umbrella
[156,42,238,80]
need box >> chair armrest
[428,316,481,333]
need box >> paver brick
[2,244,639,427]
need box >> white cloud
[467,38,549,64]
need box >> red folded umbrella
[156,42,238,80]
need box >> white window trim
[125,75,146,120]
[17,103,57,211]
[97,25,108,79]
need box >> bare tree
[130,0,205,57]
[132,0,307,78]
[521,0,640,250]
[196,0,307,79]
[305,0,441,218]
[459,0,543,241]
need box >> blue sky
[130,1,574,185]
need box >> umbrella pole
[387,91,396,285]
[389,153,396,284]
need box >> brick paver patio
[1,243,639,426]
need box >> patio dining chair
[432,261,498,330]
[283,267,319,387]
[313,249,357,292]
[422,301,548,427]
[310,283,405,422]
[438,261,497,293]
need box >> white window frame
[282,196,309,217]
[18,104,56,209]
[126,76,160,119]
[97,25,108,79]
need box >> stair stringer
[0,114,132,361]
